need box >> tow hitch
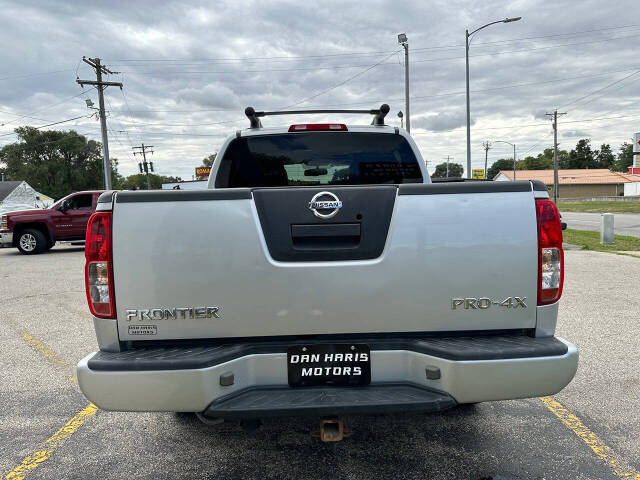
[312,417,351,442]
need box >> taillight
[288,124,348,132]
[536,199,564,305]
[85,212,115,318]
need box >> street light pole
[398,33,410,133]
[465,17,521,179]
[465,30,471,179]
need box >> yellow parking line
[7,331,98,479]
[4,403,98,480]
[21,333,68,368]
[540,396,640,479]
[21,332,78,386]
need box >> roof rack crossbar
[244,104,390,128]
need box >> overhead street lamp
[492,140,517,181]
[465,16,521,178]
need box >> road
[1,245,639,479]
[561,211,640,237]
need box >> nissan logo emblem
[308,191,342,219]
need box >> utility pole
[482,141,491,180]
[398,34,410,133]
[443,156,453,177]
[133,144,155,190]
[76,57,123,190]
[546,110,567,203]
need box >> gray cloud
[562,129,591,138]
[412,111,474,132]
[1,0,639,178]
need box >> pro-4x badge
[451,297,527,310]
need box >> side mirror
[59,200,71,212]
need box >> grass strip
[563,228,640,253]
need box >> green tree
[561,139,596,169]
[518,148,569,170]
[431,162,463,178]
[595,144,615,169]
[520,154,553,170]
[122,174,182,190]
[487,158,515,179]
[611,142,633,172]
[0,127,121,199]
[202,153,217,167]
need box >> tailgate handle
[291,223,361,250]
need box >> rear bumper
[77,335,578,415]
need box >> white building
[0,180,54,214]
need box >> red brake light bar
[536,199,564,305]
[85,211,116,318]
[288,124,348,132]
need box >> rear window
[215,132,423,188]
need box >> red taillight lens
[85,212,115,318]
[288,124,348,132]
[536,199,564,305]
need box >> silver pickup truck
[77,105,577,439]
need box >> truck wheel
[17,229,47,255]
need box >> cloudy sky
[1,0,639,179]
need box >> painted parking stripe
[2,331,96,479]
[21,333,69,368]
[4,404,98,480]
[541,396,640,479]
[21,332,77,384]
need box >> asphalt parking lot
[1,245,639,480]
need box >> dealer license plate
[287,343,371,387]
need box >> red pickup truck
[0,190,104,254]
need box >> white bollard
[600,213,614,245]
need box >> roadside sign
[472,169,485,179]
[195,166,211,178]
[634,132,640,154]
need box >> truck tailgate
[112,183,539,341]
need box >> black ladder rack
[244,104,390,128]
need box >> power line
[106,66,639,117]
[108,23,640,64]
[0,69,75,82]
[413,24,640,51]
[0,131,100,150]
[107,32,640,77]
[0,114,91,138]
[410,32,640,65]
[280,50,401,109]
[104,30,640,76]
[560,69,640,109]
[0,88,97,127]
